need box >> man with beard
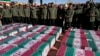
[41,4,47,25]
[2,4,12,25]
[48,3,57,26]
[23,4,30,24]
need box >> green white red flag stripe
[57,45,100,56]
[0,44,14,54]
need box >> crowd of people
[0,1,100,30]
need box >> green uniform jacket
[32,8,38,19]
[96,9,100,21]
[65,9,74,22]
[11,7,18,16]
[18,7,24,17]
[41,8,47,19]
[24,8,30,17]
[48,7,57,19]
[2,8,12,18]
[0,8,2,18]
[89,7,99,22]
[75,9,83,15]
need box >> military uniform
[41,6,47,25]
[31,7,38,25]
[88,6,99,30]
[95,8,100,30]
[83,6,90,29]
[48,7,57,26]
[11,6,19,23]
[2,7,12,25]
[74,8,83,28]
[65,9,74,28]
[23,6,30,24]
[18,5,25,23]
[0,7,2,26]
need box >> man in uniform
[2,4,12,25]
[31,5,38,25]
[0,4,3,26]
[48,3,57,26]
[74,4,83,28]
[23,4,30,24]
[88,3,99,30]
[64,3,74,29]
[97,8,100,30]
[83,1,90,29]
[17,4,25,23]
[11,3,19,23]
[41,4,47,25]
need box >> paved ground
[47,32,65,56]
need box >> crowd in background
[0,1,100,30]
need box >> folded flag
[57,45,100,56]
[0,44,15,54]
[32,42,50,56]
[2,47,29,56]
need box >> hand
[59,17,62,19]
[66,16,70,18]
[90,14,95,17]
[0,16,2,19]
[76,18,78,21]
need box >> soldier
[17,4,25,23]
[95,7,100,31]
[57,4,65,27]
[31,5,38,25]
[38,5,43,25]
[48,3,57,26]
[23,4,30,24]
[11,3,19,23]
[83,1,91,29]
[0,4,3,26]
[2,4,12,25]
[88,3,99,30]
[41,4,47,25]
[97,8,100,30]
[74,4,83,28]
[47,3,52,25]
[64,3,74,29]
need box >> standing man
[48,3,57,26]
[31,5,38,25]
[57,4,65,27]
[11,4,19,23]
[88,3,99,30]
[74,5,83,28]
[23,4,30,24]
[96,8,100,30]
[17,4,25,23]
[2,4,12,25]
[83,1,90,29]
[0,4,3,26]
[41,4,47,25]
[64,3,74,29]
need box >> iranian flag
[63,30,100,52]
[57,45,100,56]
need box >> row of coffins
[56,29,100,56]
[57,45,100,56]
[0,23,62,56]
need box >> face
[59,5,63,9]
[87,4,90,8]
[69,5,73,9]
